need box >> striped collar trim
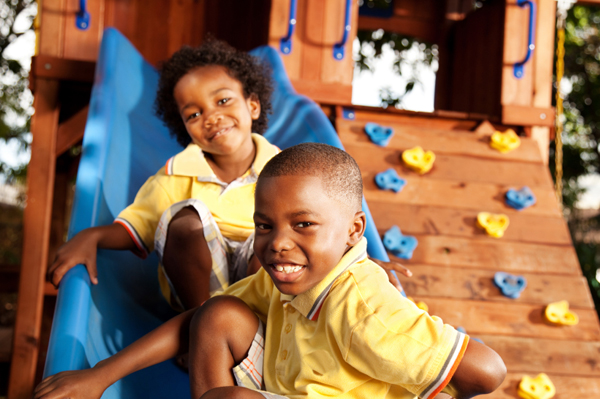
[287,238,368,321]
[164,134,279,179]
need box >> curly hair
[155,40,274,148]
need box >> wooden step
[397,264,593,308]
[389,234,581,275]
[422,298,600,341]
[369,202,571,246]
[480,373,600,398]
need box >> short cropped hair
[155,39,274,148]
[258,143,363,212]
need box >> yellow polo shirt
[222,238,469,399]
[115,134,279,257]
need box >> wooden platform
[337,108,600,398]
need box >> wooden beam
[358,15,439,43]
[31,55,96,85]
[291,80,353,106]
[8,79,59,399]
[55,105,88,156]
[502,104,555,127]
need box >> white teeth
[274,265,303,274]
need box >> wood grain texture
[421,298,600,341]
[362,174,561,218]
[368,202,570,245]
[480,335,600,377]
[337,117,544,163]
[397,264,593,308]
[391,234,580,275]
[63,0,105,61]
[346,142,554,188]
[480,373,600,398]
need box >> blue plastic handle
[513,0,536,78]
[280,0,298,55]
[333,0,352,60]
[76,0,90,30]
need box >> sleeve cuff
[114,219,149,259]
[421,332,470,399]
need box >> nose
[269,228,294,253]
[203,108,223,127]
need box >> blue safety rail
[76,0,90,30]
[44,28,399,398]
[513,0,536,79]
[279,0,297,54]
[333,0,352,60]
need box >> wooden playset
[8,0,600,397]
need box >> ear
[347,211,366,246]
[247,94,261,120]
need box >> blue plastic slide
[44,28,398,398]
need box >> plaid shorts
[154,199,254,311]
[233,320,289,399]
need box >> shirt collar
[284,238,368,321]
[164,133,279,179]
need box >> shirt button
[288,307,296,314]
[282,350,288,360]
[285,324,292,333]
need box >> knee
[190,296,256,337]
[166,206,204,245]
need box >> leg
[189,296,260,399]
[162,206,213,309]
[200,387,266,399]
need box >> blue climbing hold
[364,122,394,146]
[505,186,536,210]
[383,226,418,259]
[493,272,527,299]
[375,169,406,193]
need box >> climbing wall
[337,107,600,397]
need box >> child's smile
[174,65,260,164]
[254,175,365,295]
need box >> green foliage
[0,0,35,183]
[355,29,438,108]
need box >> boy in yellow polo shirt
[35,143,505,399]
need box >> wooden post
[8,79,60,399]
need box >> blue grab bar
[76,0,90,30]
[513,0,536,79]
[280,0,298,55]
[333,0,352,60]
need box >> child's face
[254,175,365,296]
[174,65,260,156]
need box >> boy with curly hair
[35,144,506,399]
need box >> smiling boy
[35,144,505,399]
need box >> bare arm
[369,257,412,292]
[34,309,195,399]
[443,340,507,398]
[48,223,136,287]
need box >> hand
[33,369,108,399]
[369,257,412,293]
[48,228,100,287]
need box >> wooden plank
[362,175,561,218]
[532,0,556,109]
[320,0,358,87]
[346,142,555,188]
[358,15,439,44]
[0,327,12,362]
[337,117,544,164]
[397,264,594,308]
[39,0,67,57]
[502,104,555,127]
[392,234,581,275]
[368,202,570,245]
[300,0,324,82]
[479,335,600,377]
[292,80,352,106]
[63,0,105,61]
[423,298,600,341]
[31,56,96,84]
[480,373,600,398]
[56,105,88,156]
[269,0,302,80]
[8,79,59,399]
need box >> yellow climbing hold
[518,373,555,399]
[544,300,579,326]
[490,129,521,153]
[477,212,509,238]
[402,146,435,174]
